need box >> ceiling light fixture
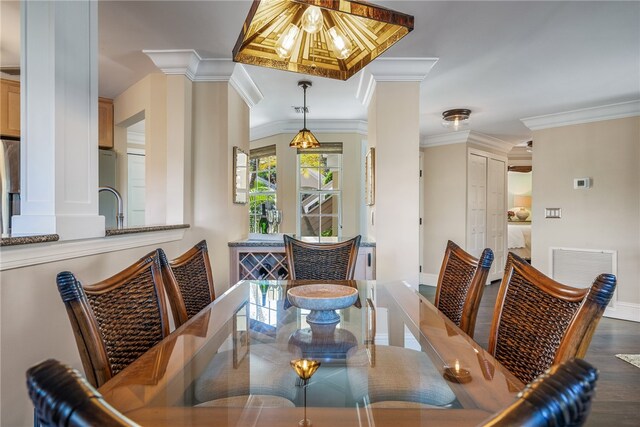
[442,109,471,131]
[232,0,414,81]
[290,81,320,149]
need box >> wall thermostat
[574,177,591,189]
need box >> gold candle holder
[291,359,321,427]
[443,360,472,384]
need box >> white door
[127,153,145,226]
[487,158,507,281]
[467,154,487,258]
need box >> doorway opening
[127,119,146,226]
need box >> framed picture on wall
[365,147,375,206]
[233,146,249,204]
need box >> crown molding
[421,130,514,153]
[521,100,640,130]
[143,49,201,80]
[421,131,470,147]
[143,49,263,107]
[367,58,439,82]
[356,57,439,108]
[251,119,367,141]
[467,131,515,153]
[229,64,264,108]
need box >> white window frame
[249,146,277,233]
[295,144,343,242]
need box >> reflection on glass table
[98,280,523,427]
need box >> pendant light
[290,81,319,149]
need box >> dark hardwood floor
[419,282,640,426]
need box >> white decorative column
[13,0,104,239]
[358,58,438,287]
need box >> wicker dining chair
[27,359,139,427]
[160,240,216,328]
[482,358,598,426]
[284,234,361,280]
[488,252,616,384]
[434,241,494,338]
[56,250,170,388]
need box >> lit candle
[454,360,460,374]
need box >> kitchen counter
[0,234,60,247]
[105,224,190,236]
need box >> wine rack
[238,251,289,280]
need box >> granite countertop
[0,234,60,247]
[229,235,375,247]
[105,224,190,236]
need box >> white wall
[532,116,640,317]
[250,132,365,238]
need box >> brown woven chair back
[482,358,598,426]
[56,250,170,388]
[160,240,216,328]
[284,235,361,280]
[27,359,139,427]
[488,252,615,384]
[434,240,493,338]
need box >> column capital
[356,58,438,108]
[143,49,263,107]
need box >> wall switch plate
[545,208,562,219]
[574,177,592,189]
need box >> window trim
[295,143,343,241]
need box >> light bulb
[453,117,460,130]
[328,26,353,59]
[301,6,323,34]
[275,23,300,59]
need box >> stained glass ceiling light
[232,0,414,81]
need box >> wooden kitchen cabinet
[98,97,114,149]
[0,81,113,147]
[0,79,21,137]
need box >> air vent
[550,247,616,307]
[293,106,309,114]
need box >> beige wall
[113,73,168,225]
[191,82,250,293]
[532,116,640,308]
[0,240,184,426]
[370,82,421,286]
[421,143,468,274]
[251,132,365,238]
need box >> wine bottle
[259,204,268,234]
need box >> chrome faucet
[98,186,124,229]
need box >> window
[297,143,342,241]
[249,145,277,233]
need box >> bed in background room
[508,223,531,261]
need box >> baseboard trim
[420,273,438,287]
[605,301,640,323]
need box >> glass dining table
[98,280,523,426]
